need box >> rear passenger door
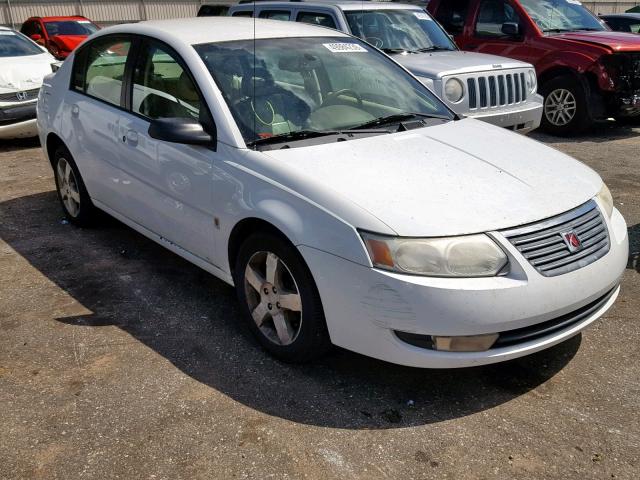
[64,34,132,205]
[115,38,218,262]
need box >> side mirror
[501,22,520,37]
[148,117,215,146]
[30,34,42,42]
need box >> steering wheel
[322,89,364,108]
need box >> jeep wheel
[540,75,592,136]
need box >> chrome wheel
[244,251,303,346]
[544,88,577,127]
[56,157,81,217]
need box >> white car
[37,18,628,368]
[0,26,55,140]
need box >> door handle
[125,129,139,146]
[71,105,79,117]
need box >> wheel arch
[45,132,66,168]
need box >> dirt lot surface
[1,124,639,480]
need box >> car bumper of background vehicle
[466,94,543,134]
[299,207,627,368]
[0,102,38,139]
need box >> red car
[428,0,640,134]
[20,16,99,60]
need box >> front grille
[0,88,40,103]
[466,70,528,109]
[502,200,609,277]
[494,285,618,347]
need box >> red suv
[20,16,99,60]
[428,0,640,134]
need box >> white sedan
[37,18,628,368]
[0,27,55,140]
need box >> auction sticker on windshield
[323,43,367,53]
[414,12,432,20]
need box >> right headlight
[596,183,614,218]
[444,77,464,103]
[360,232,508,277]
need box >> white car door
[63,35,132,205]
[114,39,218,264]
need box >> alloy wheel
[56,157,81,217]
[544,88,577,127]
[244,251,303,346]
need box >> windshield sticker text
[413,12,432,20]
[323,43,368,53]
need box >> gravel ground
[1,123,639,480]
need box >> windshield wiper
[410,46,453,53]
[247,130,339,147]
[542,27,601,33]
[380,48,409,54]
[348,113,450,130]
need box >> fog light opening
[432,333,499,352]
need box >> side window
[296,11,337,29]
[434,0,471,34]
[260,10,291,21]
[232,11,254,18]
[132,42,201,121]
[20,21,34,36]
[475,0,521,37]
[72,37,131,106]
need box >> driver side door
[466,0,534,63]
[114,38,218,263]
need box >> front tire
[234,232,332,363]
[52,145,97,227]
[540,75,592,135]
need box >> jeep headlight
[526,69,537,93]
[444,77,464,103]
[361,232,508,277]
[596,183,613,218]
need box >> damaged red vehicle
[20,16,99,60]
[428,0,640,134]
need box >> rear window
[0,30,44,57]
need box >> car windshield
[0,30,44,57]
[344,9,456,53]
[195,36,453,145]
[519,0,607,32]
[44,20,99,36]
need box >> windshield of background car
[344,9,457,52]
[44,20,99,36]
[519,0,607,32]
[194,36,453,144]
[0,30,44,57]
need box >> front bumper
[465,94,543,134]
[300,206,628,368]
[0,102,38,139]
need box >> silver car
[227,1,544,133]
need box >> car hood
[0,52,54,92]
[552,31,640,52]
[262,119,602,237]
[51,34,87,51]
[392,50,532,78]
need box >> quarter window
[260,10,291,21]
[72,37,131,106]
[475,0,521,37]
[296,12,337,29]
[132,42,201,120]
[434,0,471,34]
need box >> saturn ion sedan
[37,17,628,368]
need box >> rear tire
[234,232,332,363]
[52,145,97,227]
[540,75,592,136]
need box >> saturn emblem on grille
[16,91,28,101]
[561,231,582,252]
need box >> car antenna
[253,0,257,150]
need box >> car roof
[231,1,422,11]
[25,16,92,22]
[98,16,350,44]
